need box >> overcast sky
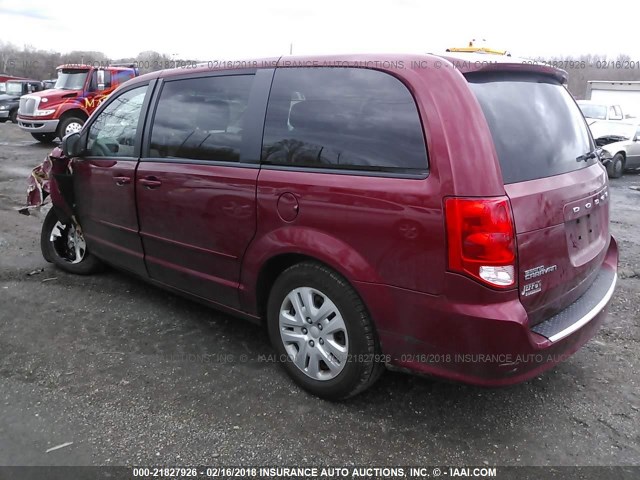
[2,0,640,60]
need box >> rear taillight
[445,196,516,288]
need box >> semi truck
[17,63,139,143]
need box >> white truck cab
[577,100,624,122]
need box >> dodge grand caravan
[38,54,618,400]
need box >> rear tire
[40,208,102,275]
[607,153,625,178]
[267,262,384,400]
[31,133,57,143]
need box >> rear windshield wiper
[576,150,597,162]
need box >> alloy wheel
[50,220,86,264]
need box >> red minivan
[39,54,618,399]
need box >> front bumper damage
[19,147,75,223]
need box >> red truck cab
[17,64,138,143]
[0,74,28,94]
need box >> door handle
[114,176,131,186]
[139,177,162,189]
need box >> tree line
[529,54,640,99]
[2,42,640,99]
[0,42,196,80]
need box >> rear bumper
[17,117,59,133]
[530,267,616,342]
[358,235,619,386]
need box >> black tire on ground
[267,261,384,400]
[57,116,85,140]
[31,133,57,143]
[0,118,7,123]
[40,208,102,275]
[607,153,625,179]
[10,109,18,123]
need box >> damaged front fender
[20,147,75,222]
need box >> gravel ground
[0,122,639,467]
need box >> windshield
[6,82,23,95]
[55,70,89,90]
[0,82,5,93]
[578,103,607,120]
[468,73,594,184]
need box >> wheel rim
[50,220,86,264]
[65,121,83,135]
[279,287,349,381]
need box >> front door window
[87,85,148,157]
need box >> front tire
[40,208,102,275]
[607,153,625,178]
[267,262,383,400]
[31,133,57,143]
[10,109,18,123]
[57,116,85,140]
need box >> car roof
[126,53,567,86]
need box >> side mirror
[62,132,83,157]
[97,70,106,91]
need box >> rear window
[149,75,254,162]
[579,103,607,120]
[262,67,428,174]
[468,73,595,184]
[113,70,136,85]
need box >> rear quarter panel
[239,55,511,314]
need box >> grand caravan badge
[524,264,558,280]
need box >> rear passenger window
[262,68,428,174]
[149,75,253,162]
